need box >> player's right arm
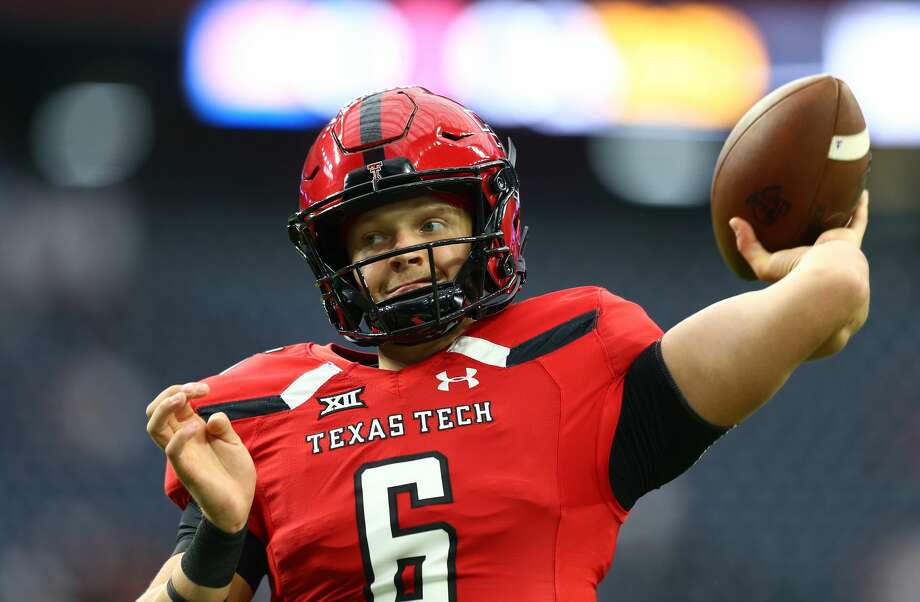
[137,383,258,602]
[660,192,870,428]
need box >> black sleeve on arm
[173,501,268,593]
[609,340,731,511]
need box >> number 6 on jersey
[355,452,458,602]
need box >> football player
[139,87,870,602]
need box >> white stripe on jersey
[447,336,510,368]
[281,362,343,409]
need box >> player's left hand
[730,190,869,284]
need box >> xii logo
[317,387,367,419]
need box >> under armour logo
[317,387,367,419]
[436,368,479,391]
[366,161,384,182]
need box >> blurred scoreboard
[183,0,920,147]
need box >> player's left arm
[660,191,870,428]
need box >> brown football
[711,74,870,280]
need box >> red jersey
[164,286,662,601]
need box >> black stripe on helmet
[359,92,386,165]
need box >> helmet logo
[366,161,384,182]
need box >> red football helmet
[288,86,527,346]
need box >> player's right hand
[146,383,256,534]
[730,190,869,284]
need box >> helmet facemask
[288,156,526,346]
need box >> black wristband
[166,577,190,602]
[180,516,247,588]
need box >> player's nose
[388,249,425,272]
[387,231,427,271]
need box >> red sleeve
[160,344,327,545]
[594,288,663,377]
[161,362,274,543]
[162,350,278,509]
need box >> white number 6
[354,452,457,602]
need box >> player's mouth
[385,278,435,298]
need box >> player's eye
[361,232,387,248]
[420,220,446,234]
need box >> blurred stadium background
[1,1,918,600]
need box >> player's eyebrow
[422,201,457,212]
[356,200,456,227]
[415,200,465,216]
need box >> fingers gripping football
[815,189,869,247]
[728,217,801,282]
[730,191,869,283]
[145,383,257,533]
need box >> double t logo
[366,161,384,183]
